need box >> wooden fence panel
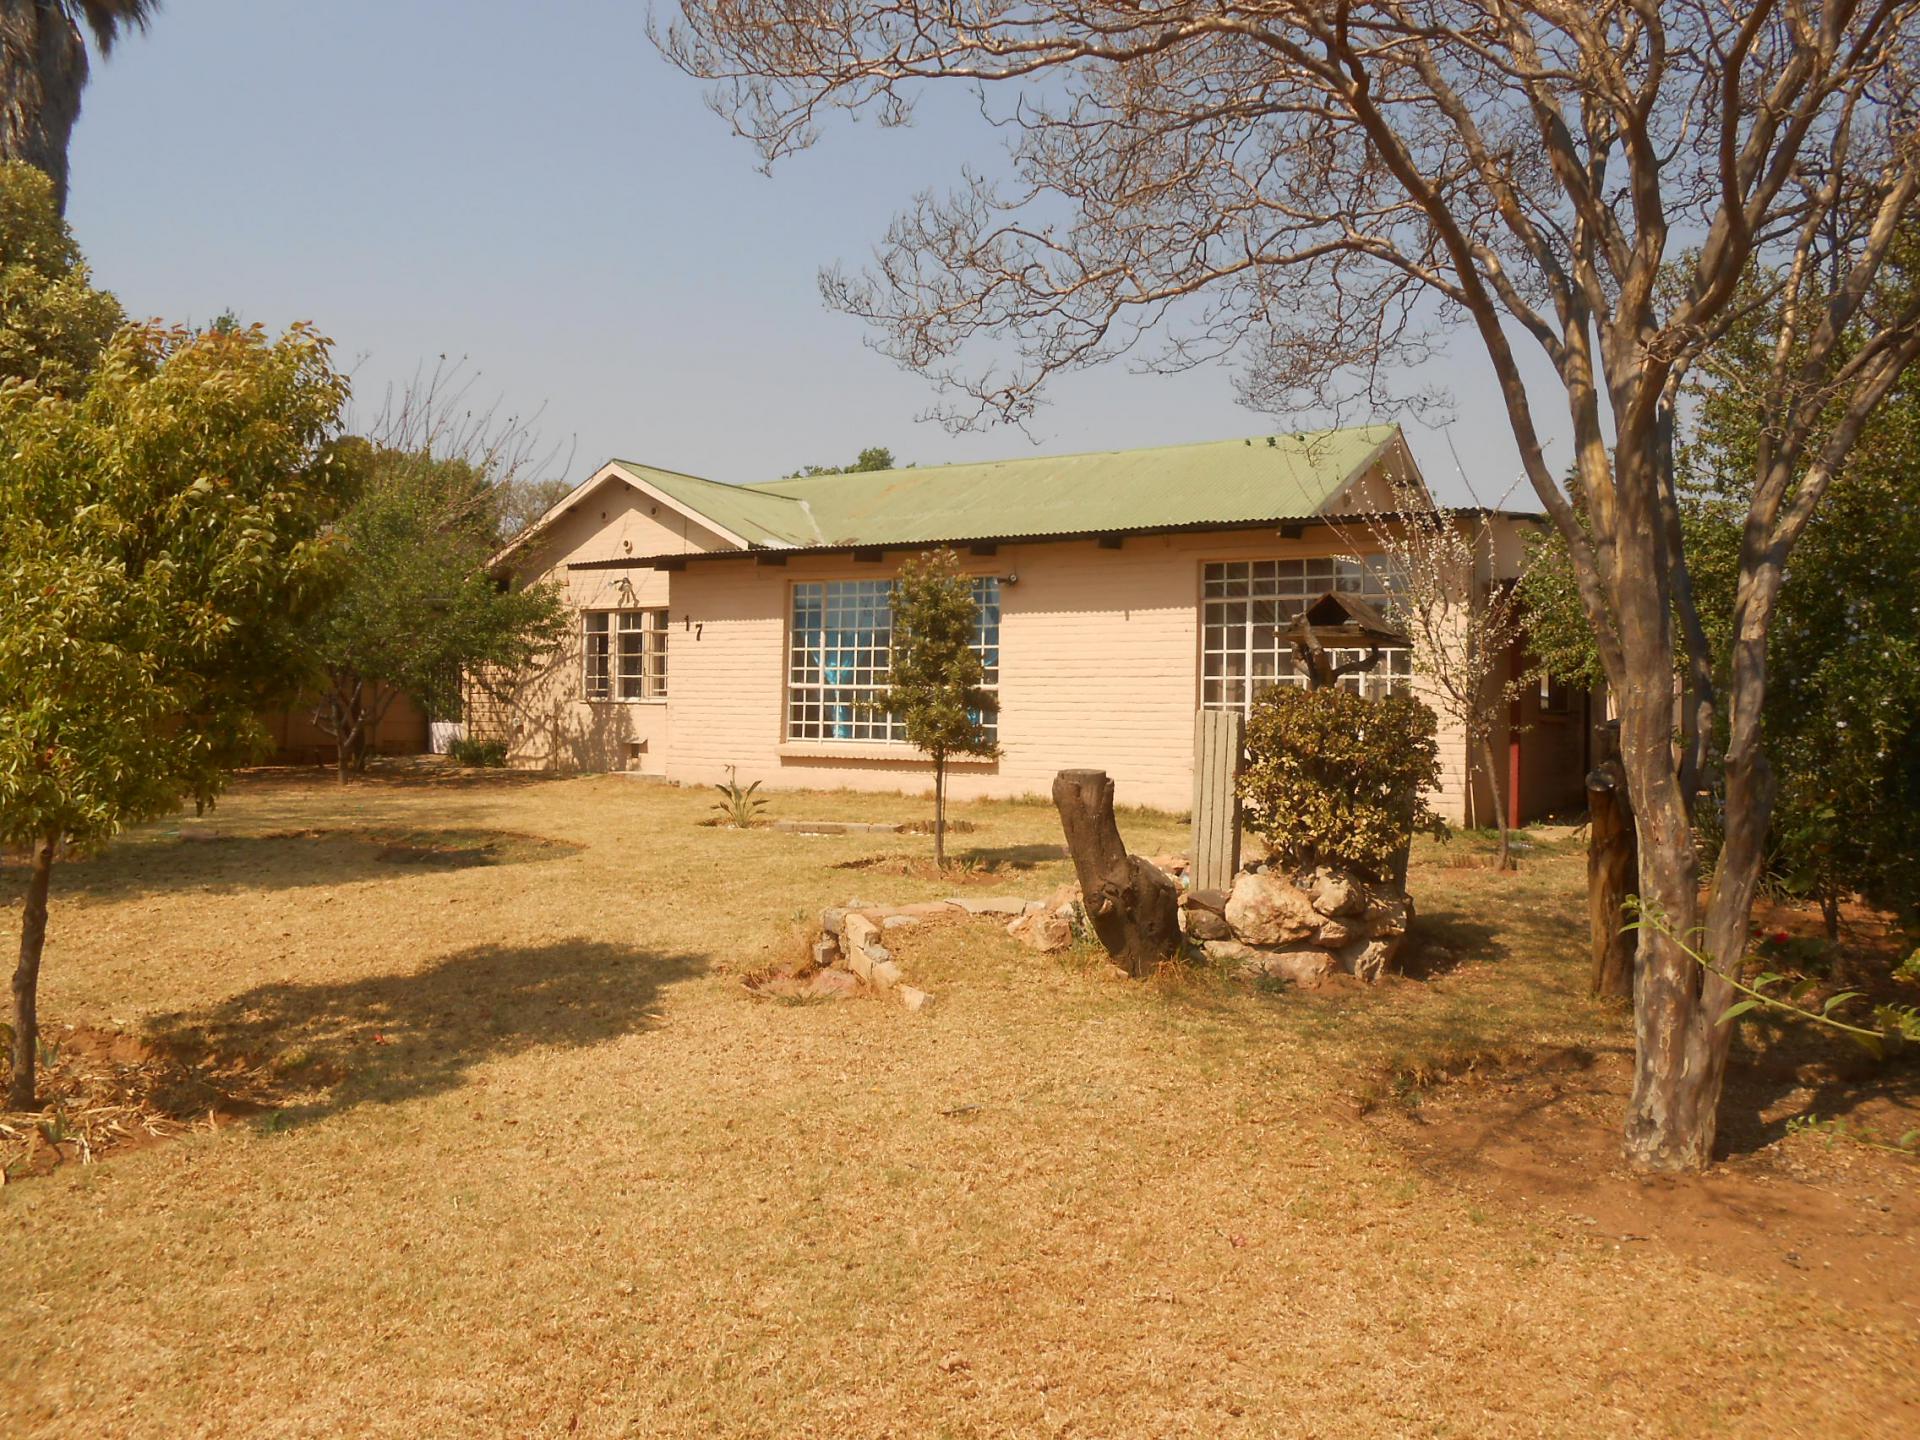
[1190,709,1244,893]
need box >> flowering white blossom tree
[1345,477,1531,870]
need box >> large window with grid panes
[787,577,1000,743]
[582,609,668,701]
[1201,557,1410,712]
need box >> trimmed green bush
[1239,687,1447,881]
[448,737,509,768]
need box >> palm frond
[72,0,161,53]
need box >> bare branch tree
[1342,477,1531,869]
[660,0,1920,1171]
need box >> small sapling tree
[884,549,998,868]
[0,307,350,1109]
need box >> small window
[585,609,668,701]
[1539,674,1570,715]
[583,613,611,700]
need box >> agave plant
[712,766,768,829]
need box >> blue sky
[67,0,1553,502]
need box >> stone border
[774,820,910,835]
[815,893,1062,1011]
[812,851,1412,1006]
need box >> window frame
[1197,555,1412,714]
[784,574,1001,747]
[582,607,669,703]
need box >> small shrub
[712,765,769,828]
[1239,686,1447,881]
[447,737,508,768]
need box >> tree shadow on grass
[5,828,583,904]
[830,841,1070,881]
[142,938,707,1127]
[1398,911,1508,981]
[950,842,1070,872]
[1712,1014,1920,1158]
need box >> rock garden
[761,684,1444,1006]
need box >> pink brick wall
[663,527,1499,821]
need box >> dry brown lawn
[2,766,1917,1438]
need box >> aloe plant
[712,766,768,829]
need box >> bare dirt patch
[1378,1041,1920,1323]
[1,1022,274,1181]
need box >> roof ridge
[615,458,810,507]
[740,423,1399,492]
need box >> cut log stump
[1052,768,1181,977]
[1588,756,1637,1000]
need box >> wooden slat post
[1191,709,1245,894]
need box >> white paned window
[787,577,1000,743]
[1200,558,1410,712]
[584,609,668,701]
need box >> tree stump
[1052,769,1181,977]
[1588,756,1637,1000]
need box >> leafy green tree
[786,445,898,478]
[308,445,569,780]
[883,548,997,868]
[1523,322,1920,938]
[0,1,159,213]
[1688,290,1920,936]
[0,163,121,393]
[0,316,350,1108]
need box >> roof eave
[564,508,1546,572]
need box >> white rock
[949,895,1027,916]
[1006,910,1072,953]
[1308,868,1366,919]
[1258,946,1336,986]
[1315,918,1360,947]
[1339,935,1404,983]
[1364,893,1413,939]
[1224,870,1321,946]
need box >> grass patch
[0,766,1914,1435]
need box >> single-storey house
[473,425,1591,824]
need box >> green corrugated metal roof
[622,424,1401,550]
[608,460,819,547]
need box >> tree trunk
[329,681,364,785]
[1479,733,1514,871]
[7,831,56,1111]
[933,757,947,870]
[1820,888,1840,943]
[1051,769,1180,977]
[0,1,88,214]
[1613,575,1759,1173]
[1587,756,1637,1000]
